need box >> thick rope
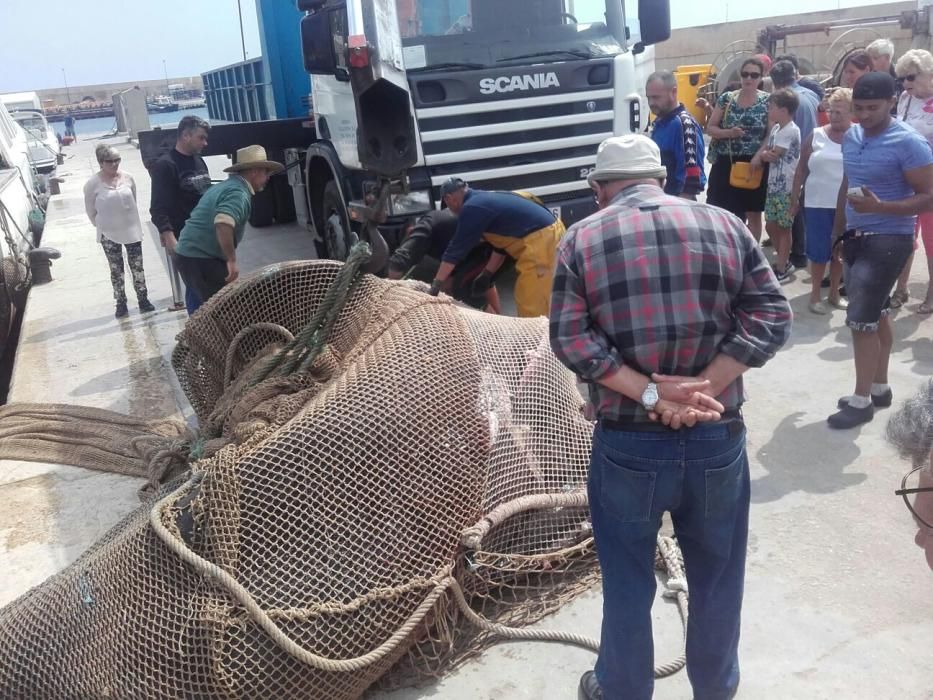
[249,243,372,387]
[151,472,688,679]
[149,473,453,673]
[461,492,688,678]
[655,535,688,678]
[223,323,296,389]
[461,491,589,550]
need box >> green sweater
[176,175,253,260]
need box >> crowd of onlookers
[646,39,933,434]
[567,40,933,700]
[654,39,933,316]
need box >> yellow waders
[483,219,566,318]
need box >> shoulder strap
[723,91,739,160]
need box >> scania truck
[299,0,671,262]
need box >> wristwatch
[641,382,660,411]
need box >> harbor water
[59,106,211,138]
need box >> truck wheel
[322,181,356,261]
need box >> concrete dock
[0,136,931,699]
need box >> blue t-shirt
[843,120,933,235]
[442,189,556,263]
[789,82,819,144]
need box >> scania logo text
[479,72,561,95]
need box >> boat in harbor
[0,101,41,360]
[147,95,179,114]
[9,110,60,174]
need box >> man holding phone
[829,72,933,429]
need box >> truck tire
[321,181,356,261]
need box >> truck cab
[300,0,670,262]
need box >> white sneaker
[808,300,830,315]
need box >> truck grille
[415,88,614,201]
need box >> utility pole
[163,59,170,95]
[62,68,71,105]
[237,0,248,61]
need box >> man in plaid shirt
[550,135,791,700]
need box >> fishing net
[0,254,686,699]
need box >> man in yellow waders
[430,177,565,317]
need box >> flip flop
[890,290,909,309]
[918,302,933,315]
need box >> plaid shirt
[550,184,792,423]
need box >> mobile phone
[847,186,864,197]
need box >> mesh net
[0,258,603,698]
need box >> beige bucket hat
[224,145,285,174]
[588,135,667,185]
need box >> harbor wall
[36,76,205,109]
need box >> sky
[0,0,896,92]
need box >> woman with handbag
[706,57,771,240]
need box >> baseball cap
[440,177,467,198]
[853,72,896,100]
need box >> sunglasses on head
[740,71,761,79]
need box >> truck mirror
[300,8,339,75]
[637,0,671,47]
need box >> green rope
[249,243,372,387]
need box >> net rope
[0,252,688,697]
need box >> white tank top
[804,127,844,209]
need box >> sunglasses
[102,158,122,164]
[901,74,918,82]
[740,71,761,79]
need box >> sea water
[59,106,213,138]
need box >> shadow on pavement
[751,411,866,504]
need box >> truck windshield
[399,0,627,72]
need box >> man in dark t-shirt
[149,115,212,312]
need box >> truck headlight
[389,190,432,217]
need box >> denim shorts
[842,232,914,331]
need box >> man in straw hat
[174,145,283,313]
[550,134,791,700]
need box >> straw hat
[224,145,285,174]
[587,135,667,185]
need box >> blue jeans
[589,420,750,700]
[184,286,201,315]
